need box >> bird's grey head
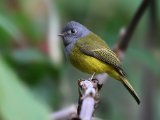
[59,21,91,47]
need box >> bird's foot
[89,72,95,81]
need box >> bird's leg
[90,72,95,81]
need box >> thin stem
[117,0,150,51]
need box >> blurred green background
[0,0,160,120]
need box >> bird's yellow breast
[69,46,113,74]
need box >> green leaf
[0,56,51,120]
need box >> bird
[59,21,140,104]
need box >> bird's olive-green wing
[76,33,126,77]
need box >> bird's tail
[120,77,140,104]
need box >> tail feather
[120,77,140,105]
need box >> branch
[80,97,95,120]
[116,0,150,52]
[77,79,100,120]
[49,104,77,120]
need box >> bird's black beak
[58,33,64,37]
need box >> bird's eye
[71,29,77,34]
[67,29,77,35]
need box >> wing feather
[76,33,126,77]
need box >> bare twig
[76,79,100,120]
[80,97,95,120]
[116,0,151,52]
[49,105,77,120]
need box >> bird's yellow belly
[70,55,109,74]
[69,48,115,75]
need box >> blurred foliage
[0,0,159,120]
[0,56,50,120]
